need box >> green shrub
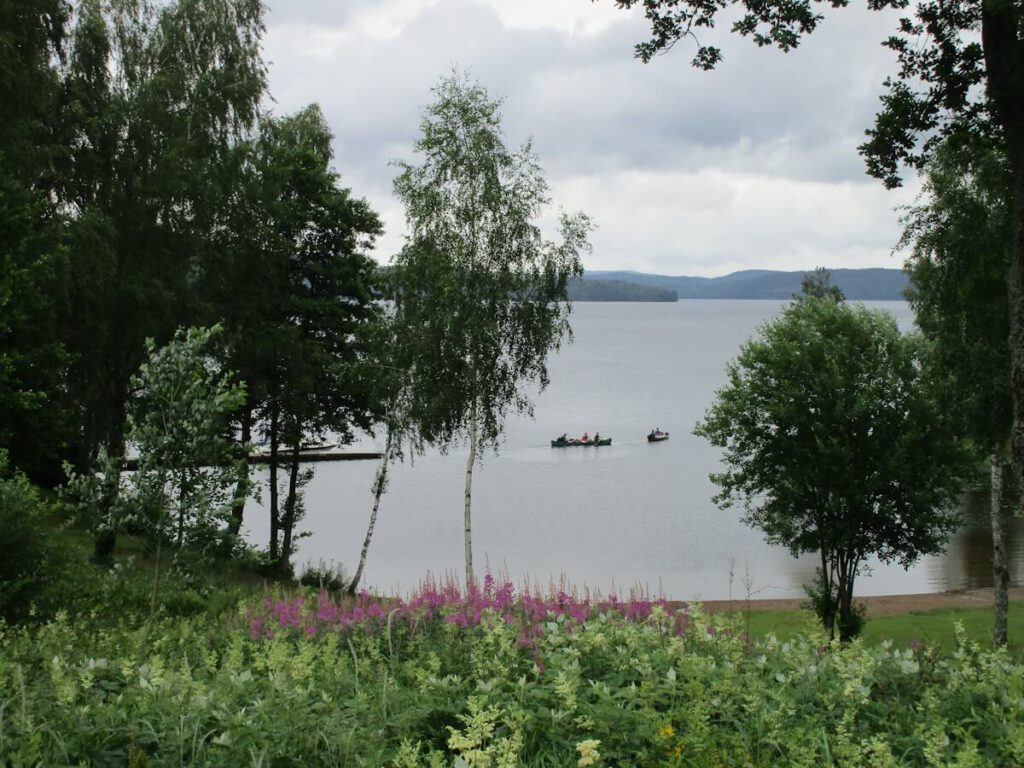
[298,559,348,592]
[804,566,868,640]
[3,597,1024,766]
[0,452,77,623]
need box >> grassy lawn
[718,601,1024,655]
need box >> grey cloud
[261,0,914,273]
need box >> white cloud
[550,169,918,275]
[478,0,626,35]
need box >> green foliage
[212,104,384,566]
[900,138,1016,648]
[54,0,268,473]
[797,267,844,302]
[241,105,384,449]
[3,602,1024,765]
[900,140,1013,454]
[392,70,591,450]
[392,70,591,582]
[695,297,970,640]
[298,560,348,593]
[0,452,77,624]
[0,2,72,482]
[127,325,247,554]
[0,165,70,482]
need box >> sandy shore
[689,587,1024,618]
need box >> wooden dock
[247,451,381,464]
[123,451,381,471]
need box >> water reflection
[926,491,1024,591]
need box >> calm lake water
[245,300,1024,600]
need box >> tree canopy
[392,71,592,585]
[900,138,1014,645]
[695,295,969,639]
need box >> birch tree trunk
[991,452,1009,647]
[176,468,187,548]
[464,398,477,590]
[984,3,1024,649]
[349,428,394,595]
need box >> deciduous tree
[695,295,969,640]
[392,72,591,587]
[57,0,267,473]
[124,325,245,610]
[51,0,267,559]
[900,139,1014,645]
[0,0,73,483]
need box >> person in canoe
[593,432,601,443]
[581,432,589,443]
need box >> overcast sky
[261,0,919,277]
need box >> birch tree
[392,72,591,588]
[901,140,1015,646]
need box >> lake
[244,300,1024,600]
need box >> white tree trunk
[464,399,477,590]
[349,429,394,595]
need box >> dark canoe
[647,432,669,442]
[551,437,612,447]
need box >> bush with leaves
[0,451,76,624]
[127,325,247,550]
[3,582,1024,766]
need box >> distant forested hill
[567,278,676,301]
[584,268,908,300]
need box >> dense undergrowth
[3,576,1024,767]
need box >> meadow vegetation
[4,569,1024,767]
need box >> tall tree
[0,0,73,483]
[695,295,969,640]
[798,267,844,302]
[900,139,1014,645]
[606,0,1024,585]
[51,0,266,557]
[57,0,267,473]
[392,72,592,587]
[346,284,429,595]
[218,106,383,570]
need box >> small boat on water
[647,429,669,443]
[299,440,336,452]
[253,439,337,456]
[551,435,612,448]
